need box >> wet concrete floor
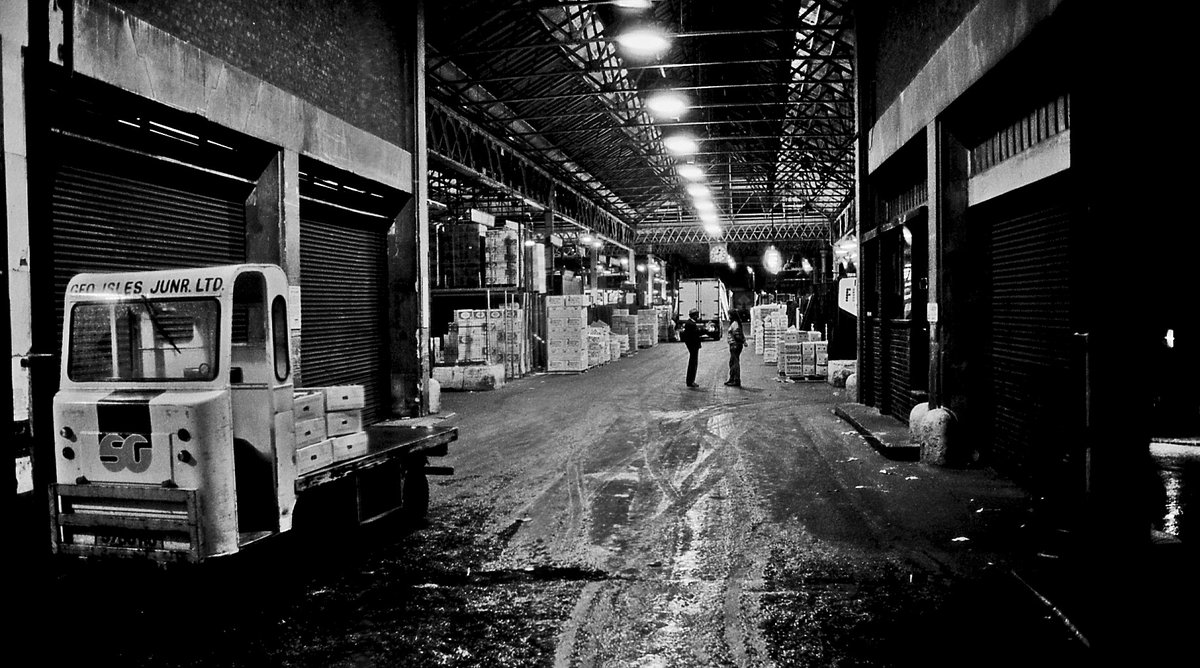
[17,342,1099,667]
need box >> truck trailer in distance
[676,277,730,340]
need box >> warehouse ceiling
[424,0,856,268]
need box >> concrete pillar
[386,0,426,417]
[589,244,600,294]
[851,5,874,405]
[3,1,31,426]
[929,120,970,423]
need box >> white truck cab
[48,264,455,564]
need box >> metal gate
[299,199,390,425]
[50,138,250,342]
[970,176,1075,475]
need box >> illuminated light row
[613,16,722,241]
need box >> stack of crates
[609,337,622,362]
[656,307,673,342]
[292,385,368,475]
[484,224,520,286]
[761,312,787,364]
[777,329,806,376]
[546,295,588,372]
[777,330,829,378]
[636,309,658,348]
[610,309,637,352]
[444,307,527,379]
[750,304,785,355]
[586,323,611,368]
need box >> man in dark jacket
[681,308,702,387]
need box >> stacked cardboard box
[293,385,368,475]
[750,304,786,354]
[445,308,527,379]
[776,340,830,378]
[609,337,622,362]
[636,310,658,348]
[656,307,673,342]
[761,312,787,363]
[610,309,637,352]
[484,225,520,286]
[586,324,611,368]
[777,340,805,376]
[432,362,507,391]
[546,296,588,372]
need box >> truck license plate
[95,533,163,550]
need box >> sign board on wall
[838,277,857,315]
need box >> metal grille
[887,324,912,420]
[974,185,1074,473]
[869,319,884,411]
[50,143,248,345]
[299,200,389,425]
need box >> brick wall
[109,0,412,147]
[858,0,978,122]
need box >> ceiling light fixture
[616,28,670,57]
[703,223,723,237]
[663,135,698,155]
[677,164,704,180]
[686,183,710,198]
[694,199,715,212]
[614,0,652,8]
[763,245,783,274]
[646,91,687,117]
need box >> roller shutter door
[972,177,1075,475]
[299,200,389,424]
[50,139,249,343]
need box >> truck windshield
[68,299,221,382]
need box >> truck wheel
[401,468,429,523]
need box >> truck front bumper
[49,483,203,564]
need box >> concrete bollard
[909,402,930,444]
[844,373,857,398]
[921,407,958,466]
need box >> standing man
[724,311,745,387]
[682,308,702,387]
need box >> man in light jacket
[724,312,745,387]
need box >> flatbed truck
[47,264,455,564]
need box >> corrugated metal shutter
[299,200,389,425]
[887,323,912,419]
[868,319,883,409]
[50,141,249,343]
[973,183,1074,474]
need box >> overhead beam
[635,219,830,245]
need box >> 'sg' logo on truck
[99,433,153,473]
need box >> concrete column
[544,194,555,293]
[929,121,970,422]
[589,244,600,294]
[387,0,427,417]
[245,152,284,267]
[3,2,31,425]
[850,4,873,405]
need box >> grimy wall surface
[108,0,413,148]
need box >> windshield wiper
[140,295,181,353]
